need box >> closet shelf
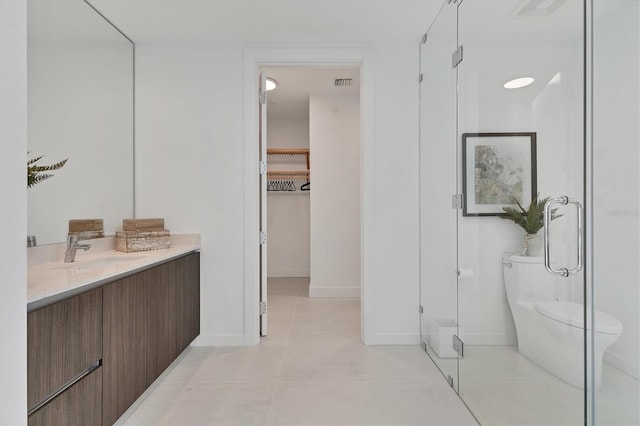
[266,149,310,191]
[267,149,309,155]
[266,170,309,178]
[267,148,310,170]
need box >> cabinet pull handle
[28,359,102,416]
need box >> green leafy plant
[502,194,562,235]
[27,154,68,188]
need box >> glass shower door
[455,1,586,424]
[591,1,640,424]
[419,2,459,391]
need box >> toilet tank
[503,253,564,304]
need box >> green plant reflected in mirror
[27,154,68,189]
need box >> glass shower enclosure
[419,1,639,424]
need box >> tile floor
[427,345,640,426]
[117,277,478,426]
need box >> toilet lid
[534,301,623,335]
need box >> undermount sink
[54,256,144,272]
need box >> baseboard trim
[190,334,246,346]
[604,350,640,380]
[368,334,421,345]
[457,333,517,346]
[309,286,360,298]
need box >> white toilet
[502,253,622,389]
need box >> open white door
[259,72,268,336]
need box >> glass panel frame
[419,2,460,392]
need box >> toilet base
[512,302,618,389]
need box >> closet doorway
[259,66,362,340]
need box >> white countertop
[27,234,200,311]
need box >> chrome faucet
[64,234,91,263]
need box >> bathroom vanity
[27,237,200,426]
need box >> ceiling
[84,0,440,120]
[29,0,130,44]
[87,0,444,44]
[456,0,583,43]
[80,0,617,121]
[263,67,360,120]
[84,0,623,47]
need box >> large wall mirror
[28,0,134,246]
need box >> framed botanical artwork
[462,132,537,217]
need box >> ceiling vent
[334,78,353,87]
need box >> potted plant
[502,194,562,256]
[27,154,67,188]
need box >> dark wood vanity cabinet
[27,288,103,426]
[28,369,102,426]
[102,272,148,425]
[102,252,200,425]
[28,252,200,426]
[144,260,178,385]
[175,252,201,353]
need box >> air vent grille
[334,78,353,87]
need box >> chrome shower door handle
[544,197,569,277]
[567,198,584,275]
[543,196,584,277]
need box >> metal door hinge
[419,305,424,314]
[259,89,266,104]
[453,335,464,357]
[419,73,424,83]
[421,342,428,352]
[422,32,428,44]
[260,231,267,245]
[260,301,267,315]
[447,375,454,387]
[452,193,463,210]
[452,45,463,68]
[259,161,267,175]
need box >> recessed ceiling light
[266,77,278,91]
[504,77,535,89]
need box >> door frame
[242,47,375,345]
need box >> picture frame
[462,132,537,217]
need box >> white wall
[0,0,28,423]
[371,45,420,342]
[135,42,421,345]
[309,93,360,297]
[267,118,308,150]
[593,0,640,379]
[267,192,310,277]
[266,118,310,277]
[135,44,245,345]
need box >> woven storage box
[115,230,170,253]
[69,218,104,233]
[68,219,104,239]
[122,218,165,232]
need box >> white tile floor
[117,278,478,426]
[428,345,640,426]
